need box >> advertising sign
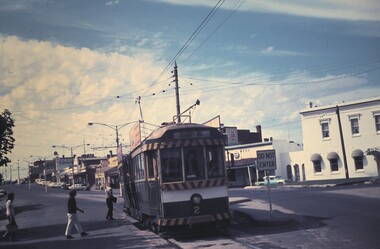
[56,157,74,171]
[129,121,141,151]
[203,115,221,128]
[257,149,277,171]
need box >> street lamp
[88,121,137,197]
[19,160,32,190]
[88,121,137,148]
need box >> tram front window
[184,147,205,180]
[161,149,183,183]
[207,146,225,178]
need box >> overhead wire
[143,0,226,91]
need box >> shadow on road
[231,210,329,236]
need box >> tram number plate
[194,205,200,214]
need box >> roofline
[300,96,380,115]
[225,141,272,150]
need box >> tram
[119,121,231,233]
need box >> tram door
[146,151,160,215]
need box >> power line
[182,0,245,64]
[145,0,226,91]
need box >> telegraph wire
[145,0,225,91]
[181,0,245,64]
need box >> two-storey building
[299,96,380,182]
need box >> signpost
[257,149,277,217]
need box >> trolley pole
[174,62,181,123]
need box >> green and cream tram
[119,122,230,233]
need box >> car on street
[255,175,286,186]
[68,183,91,191]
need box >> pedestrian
[64,190,89,239]
[2,193,17,241]
[105,185,115,220]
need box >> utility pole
[336,105,349,179]
[174,62,181,123]
[17,161,20,184]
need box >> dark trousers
[3,215,16,241]
[106,198,113,219]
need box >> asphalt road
[1,183,380,249]
[228,183,380,249]
[0,184,177,249]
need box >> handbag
[112,196,117,203]
[6,223,18,233]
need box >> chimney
[256,125,262,142]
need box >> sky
[1,0,380,179]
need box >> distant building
[225,139,303,186]
[222,125,262,146]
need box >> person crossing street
[64,190,89,239]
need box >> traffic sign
[256,149,277,170]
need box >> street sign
[256,149,277,171]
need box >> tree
[0,109,15,167]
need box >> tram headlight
[191,193,202,205]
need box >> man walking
[3,193,17,241]
[105,185,115,220]
[65,190,89,239]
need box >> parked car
[68,184,91,191]
[61,183,71,190]
[255,176,286,186]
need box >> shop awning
[327,152,339,160]
[310,153,322,162]
[351,149,364,158]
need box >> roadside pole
[266,170,273,217]
[257,149,277,219]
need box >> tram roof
[145,123,214,141]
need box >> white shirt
[6,199,14,216]
[105,187,113,198]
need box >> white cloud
[261,46,305,57]
[1,34,377,176]
[105,0,119,6]
[154,0,380,21]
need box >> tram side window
[146,151,157,179]
[161,149,183,183]
[133,154,145,180]
[206,146,225,179]
[184,147,205,180]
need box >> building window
[350,118,359,134]
[351,149,364,171]
[312,161,322,173]
[321,122,330,138]
[329,158,339,172]
[375,114,380,132]
[354,157,364,170]
[311,153,322,174]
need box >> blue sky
[1,0,379,178]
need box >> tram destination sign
[256,149,277,171]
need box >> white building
[297,96,380,182]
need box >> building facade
[299,96,380,182]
